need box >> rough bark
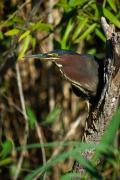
[73,17,120,176]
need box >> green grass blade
[75,23,97,43]
[100,107,120,145]
[60,173,81,180]
[103,8,120,28]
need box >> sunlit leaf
[18,35,31,59]
[75,23,97,43]
[72,18,88,40]
[87,48,96,55]
[61,19,74,49]
[19,30,30,42]
[103,8,120,28]
[30,22,53,32]
[4,28,20,36]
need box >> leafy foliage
[0,140,13,166]
[23,108,120,179]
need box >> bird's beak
[24,53,60,61]
[24,53,49,59]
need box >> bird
[24,49,104,137]
[24,49,102,101]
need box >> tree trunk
[73,17,120,176]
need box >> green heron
[25,49,103,101]
[25,49,104,133]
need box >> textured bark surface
[73,17,120,176]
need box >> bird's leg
[82,100,92,142]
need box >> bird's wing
[54,54,99,96]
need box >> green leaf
[18,35,31,59]
[0,140,13,158]
[24,148,93,180]
[43,106,62,125]
[31,22,53,32]
[91,108,120,164]
[75,23,97,43]
[27,107,36,129]
[0,31,4,39]
[107,0,117,12]
[87,48,96,55]
[91,3,100,20]
[103,8,120,28]
[61,19,74,49]
[95,28,106,42]
[16,141,96,151]
[30,36,36,51]
[72,153,101,178]
[72,18,88,41]
[16,141,117,158]
[101,107,120,145]
[61,173,81,180]
[19,30,30,42]
[56,0,70,11]
[0,158,12,166]
[69,0,87,8]
[4,28,20,36]
[24,141,104,180]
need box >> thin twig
[13,63,29,180]
[47,0,55,112]
[35,122,46,165]
[34,122,47,180]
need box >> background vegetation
[0,0,120,179]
